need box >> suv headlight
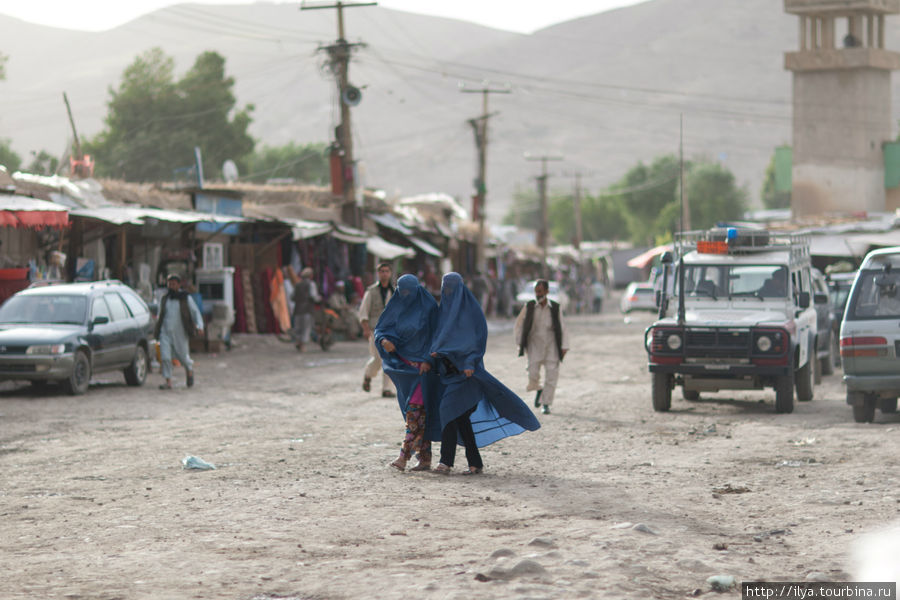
[666,333,682,350]
[26,344,66,355]
[756,335,772,352]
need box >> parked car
[839,248,900,422]
[826,271,857,368]
[0,280,154,394]
[512,280,570,314]
[810,268,835,378]
[620,281,657,314]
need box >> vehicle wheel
[62,350,91,396]
[651,372,672,412]
[852,396,876,423]
[319,330,334,351]
[820,336,835,376]
[775,372,794,414]
[795,358,814,403]
[124,345,149,386]
[682,389,700,401]
[879,398,898,414]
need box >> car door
[792,267,816,368]
[103,292,135,367]
[87,295,120,370]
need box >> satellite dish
[222,159,239,183]
[342,85,362,107]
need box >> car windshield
[679,264,788,300]
[0,295,87,325]
[846,270,900,319]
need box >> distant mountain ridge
[2,0,892,221]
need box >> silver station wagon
[840,247,900,422]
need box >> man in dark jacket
[514,279,568,414]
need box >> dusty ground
[1,301,899,600]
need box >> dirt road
[1,308,898,599]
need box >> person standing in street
[375,274,442,472]
[514,279,569,415]
[291,267,321,352]
[358,262,396,397]
[155,273,204,390]
[429,272,541,475]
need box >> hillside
[2,0,893,222]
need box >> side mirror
[91,316,109,328]
[660,251,675,265]
[798,292,810,309]
[814,292,828,305]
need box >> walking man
[514,279,569,414]
[358,262,396,397]
[156,273,204,390]
[291,267,320,352]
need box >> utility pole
[526,154,563,277]
[462,85,509,272]
[572,171,583,252]
[302,1,375,228]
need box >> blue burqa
[374,274,443,442]
[429,272,541,447]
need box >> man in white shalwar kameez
[155,274,204,390]
[514,279,569,415]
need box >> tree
[27,150,60,176]
[502,186,540,230]
[683,163,747,229]
[0,52,7,80]
[548,191,628,244]
[85,48,254,182]
[613,154,684,245]
[761,151,790,209]
[245,142,330,184]
[0,139,21,171]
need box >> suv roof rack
[676,228,810,264]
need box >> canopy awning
[69,206,247,226]
[366,235,414,260]
[408,235,442,257]
[627,244,671,269]
[0,195,69,229]
[331,223,369,244]
[282,218,332,240]
[370,212,413,235]
[809,234,870,258]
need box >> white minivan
[840,247,900,422]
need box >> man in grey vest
[358,262,396,397]
[514,279,568,414]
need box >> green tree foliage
[245,142,330,184]
[85,48,254,182]
[0,139,22,171]
[27,150,60,176]
[502,186,540,230]
[683,162,747,229]
[614,155,684,245]
[761,151,790,209]
[0,52,7,80]
[548,192,628,244]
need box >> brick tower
[784,0,900,216]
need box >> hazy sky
[0,0,647,34]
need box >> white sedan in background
[620,281,658,313]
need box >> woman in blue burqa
[375,274,442,472]
[429,272,541,474]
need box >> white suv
[646,228,819,414]
[840,247,900,423]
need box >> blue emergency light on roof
[727,227,738,240]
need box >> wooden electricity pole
[302,1,375,228]
[526,154,563,277]
[462,85,509,272]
